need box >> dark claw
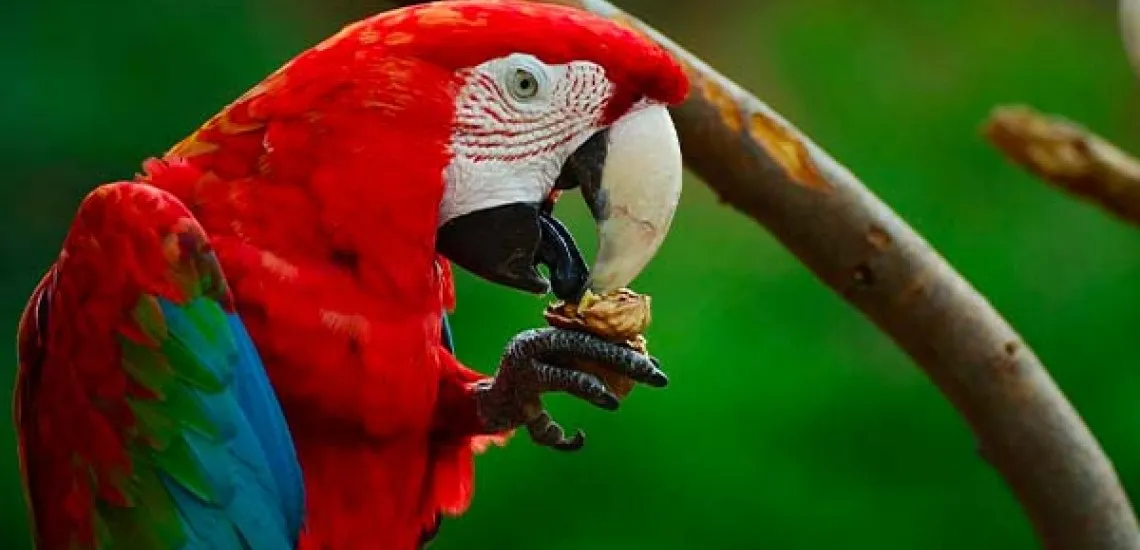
[594,392,620,411]
[506,328,668,388]
[646,367,668,388]
[553,429,586,452]
[526,411,586,452]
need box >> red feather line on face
[449,62,609,164]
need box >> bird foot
[472,327,667,451]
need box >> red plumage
[110,2,685,548]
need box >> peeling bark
[985,105,1140,228]
[392,1,1140,548]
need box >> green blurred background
[3,0,1139,547]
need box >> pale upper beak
[581,104,683,293]
[437,103,683,302]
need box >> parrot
[14,1,690,549]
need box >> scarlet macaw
[14,1,689,549]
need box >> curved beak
[436,103,682,302]
[567,104,683,293]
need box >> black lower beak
[436,203,589,301]
[437,129,611,302]
[536,211,588,301]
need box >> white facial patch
[439,54,614,226]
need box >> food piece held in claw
[543,288,652,398]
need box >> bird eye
[508,68,540,100]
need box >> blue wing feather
[158,297,305,549]
[225,313,306,537]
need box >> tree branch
[1121,0,1140,80]
[392,1,1140,547]
[984,105,1140,228]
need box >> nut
[543,289,652,398]
[543,288,651,340]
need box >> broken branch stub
[985,105,1140,228]
[391,1,1140,548]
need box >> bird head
[377,1,689,301]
